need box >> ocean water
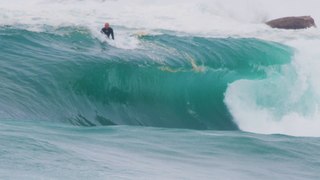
[1,0,320,179]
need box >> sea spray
[225,39,320,136]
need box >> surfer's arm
[110,29,114,40]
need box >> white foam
[225,38,320,137]
[1,0,320,39]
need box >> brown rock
[266,16,316,29]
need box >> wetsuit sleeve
[111,28,114,40]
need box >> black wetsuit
[101,27,114,40]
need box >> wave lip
[225,39,320,137]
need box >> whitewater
[1,0,320,179]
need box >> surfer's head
[104,23,110,28]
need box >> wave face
[0,27,292,130]
[2,0,320,137]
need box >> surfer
[101,22,114,40]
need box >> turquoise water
[1,120,320,179]
[2,26,320,179]
[0,27,292,129]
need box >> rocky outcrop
[266,16,316,29]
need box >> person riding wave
[101,22,114,40]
